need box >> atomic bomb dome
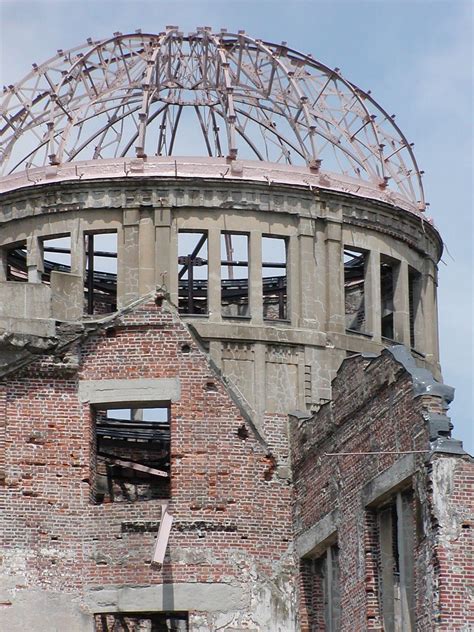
[0,27,471,632]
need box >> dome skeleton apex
[0,27,425,210]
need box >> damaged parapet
[387,345,465,455]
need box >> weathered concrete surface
[0,281,51,320]
[295,509,338,558]
[0,585,93,632]
[85,581,245,613]
[78,377,181,404]
[51,271,83,321]
[362,454,415,507]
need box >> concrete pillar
[249,230,263,324]
[154,208,171,292]
[138,211,156,295]
[365,249,381,342]
[288,234,300,326]
[421,261,439,362]
[253,342,266,419]
[0,248,7,281]
[26,235,43,283]
[117,209,140,308]
[325,220,345,333]
[393,260,410,345]
[410,270,424,352]
[70,219,84,277]
[168,221,179,308]
[299,220,320,329]
[207,227,221,322]
[397,492,415,631]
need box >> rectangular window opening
[380,257,395,340]
[262,236,287,321]
[85,231,117,315]
[314,543,341,632]
[93,405,170,504]
[344,247,367,333]
[408,269,421,350]
[42,235,71,282]
[94,612,188,632]
[221,232,249,318]
[178,231,208,315]
[377,490,415,632]
[5,241,27,282]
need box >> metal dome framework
[0,26,425,209]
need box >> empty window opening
[41,235,71,282]
[344,247,367,333]
[408,269,421,349]
[378,490,415,632]
[85,232,117,315]
[262,236,287,320]
[221,232,249,317]
[178,231,208,314]
[93,406,170,504]
[380,258,395,339]
[314,544,341,632]
[94,612,188,632]
[5,241,27,282]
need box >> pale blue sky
[1,0,472,452]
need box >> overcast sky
[1,0,472,453]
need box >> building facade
[0,28,472,631]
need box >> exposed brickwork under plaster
[0,298,296,630]
[290,351,474,631]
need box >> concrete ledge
[362,454,415,507]
[0,316,56,338]
[84,582,245,613]
[295,509,338,559]
[0,282,51,320]
[78,378,181,405]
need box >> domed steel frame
[0,26,425,209]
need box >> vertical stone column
[26,235,43,283]
[253,342,266,420]
[325,210,345,333]
[70,219,84,277]
[0,248,7,281]
[287,234,300,326]
[138,210,156,295]
[299,218,321,330]
[154,207,171,292]
[168,221,179,308]
[365,249,381,342]
[249,230,263,324]
[393,259,410,345]
[411,270,424,352]
[421,260,439,364]
[117,209,140,308]
[207,227,221,322]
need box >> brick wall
[0,298,295,626]
[290,350,474,631]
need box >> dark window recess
[5,242,27,282]
[178,231,208,314]
[380,258,395,339]
[408,269,421,349]
[344,247,367,332]
[94,407,170,504]
[85,232,117,315]
[221,232,250,317]
[378,490,415,632]
[314,544,341,632]
[41,235,72,281]
[94,612,188,632]
[262,236,287,320]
